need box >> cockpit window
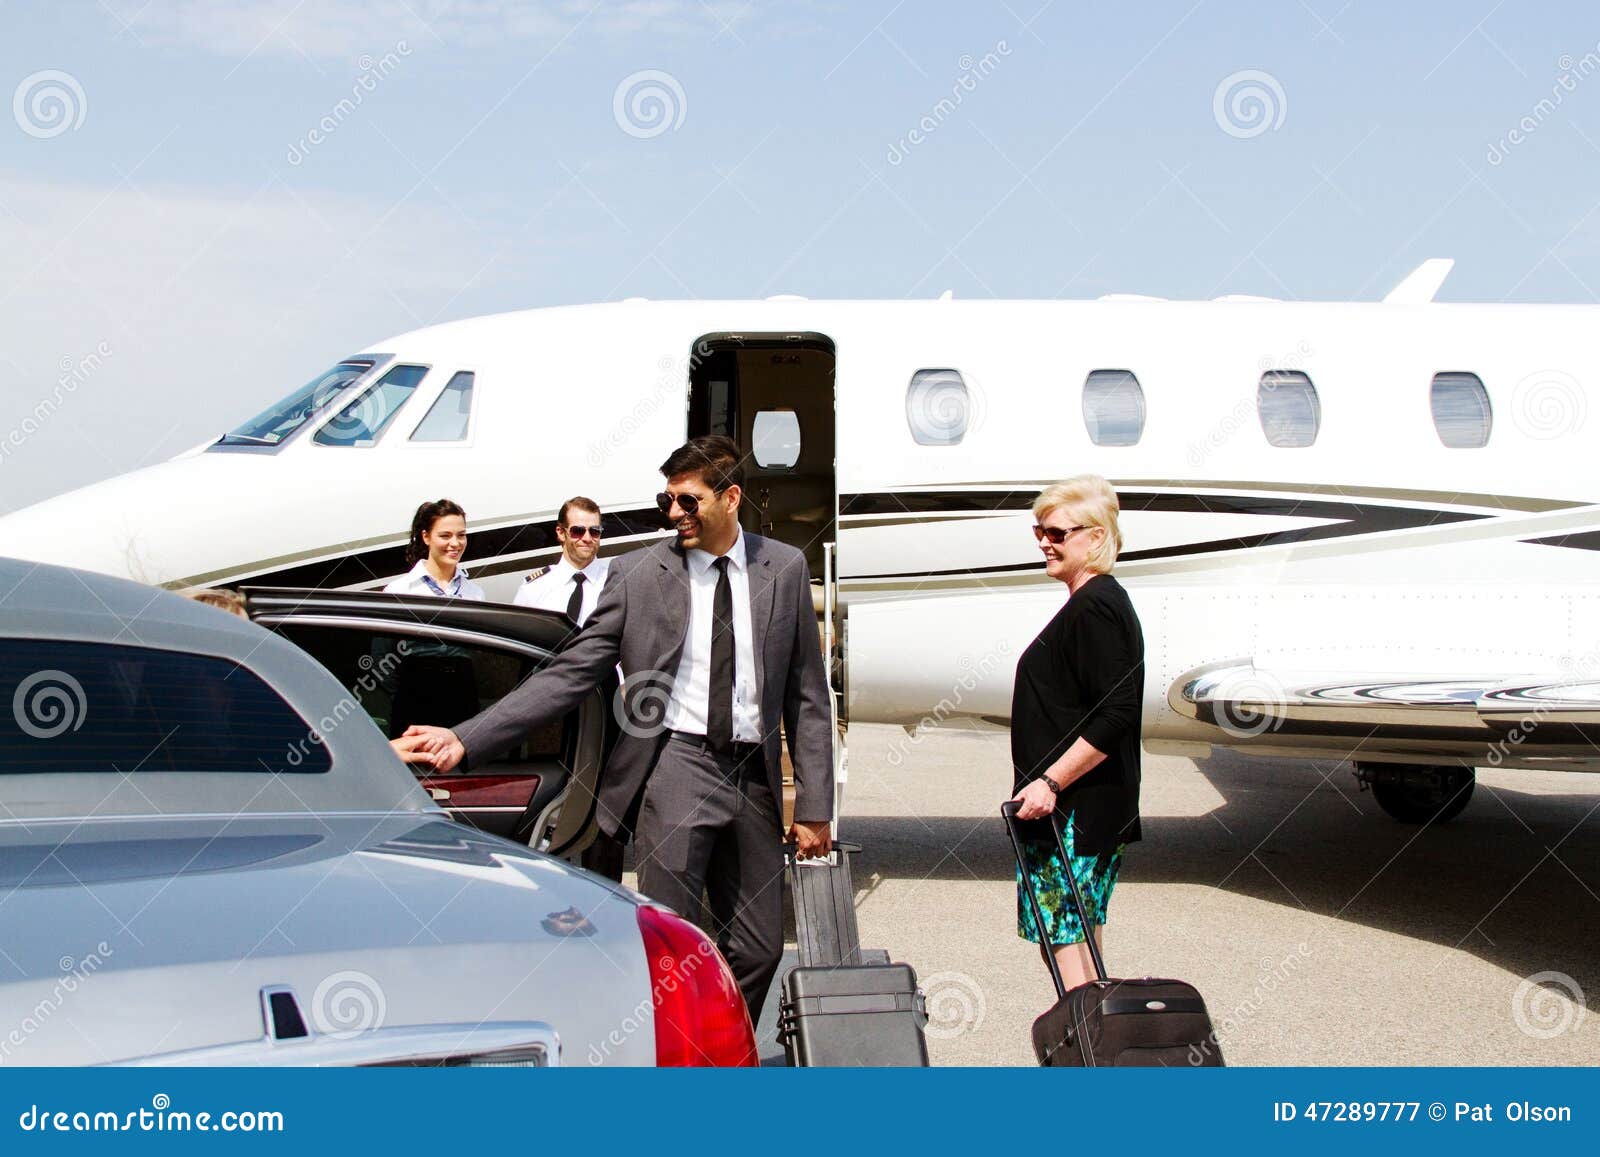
[215,361,374,447]
[410,371,475,442]
[313,365,429,448]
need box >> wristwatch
[1040,774,1062,795]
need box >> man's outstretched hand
[391,725,465,773]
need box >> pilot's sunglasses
[657,491,708,516]
[1033,524,1088,545]
[563,525,602,539]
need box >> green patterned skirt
[1016,813,1125,946]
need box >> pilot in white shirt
[513,497,609,625]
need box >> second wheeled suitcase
[777,961,930,1066]
[1002,801,1224,1067]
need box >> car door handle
[427,787,451,801]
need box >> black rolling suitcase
[1002,801,1224,1067]
[777,842,930,1067]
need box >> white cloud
[0,174,519,513]
[104,0,755,61]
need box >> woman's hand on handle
[1012,778,1058,821]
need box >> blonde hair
[180,587,248,618]
[1032,475,1122,573]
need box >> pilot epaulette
[524,566,551,583]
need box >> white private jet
[7,258,1600,825]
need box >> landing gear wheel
[1358,763,1474,824]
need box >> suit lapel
[653,541,691,672]
[746,534,777,708]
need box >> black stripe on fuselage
[238,488,1497,589]
[838,489,1487,578]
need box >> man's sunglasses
[561,525,602,539]
[1032,524,1089,545]
[656,491,718,516]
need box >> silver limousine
[0,557,756,1066]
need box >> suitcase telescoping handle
[1001,801,1110,995]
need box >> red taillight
[635,905,757,1067]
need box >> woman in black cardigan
[1009,474,1144,990]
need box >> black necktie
[708,556,734,752]
[565,572,586,624]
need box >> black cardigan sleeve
[1068,591,1143,756]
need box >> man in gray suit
[396,435,834,1021]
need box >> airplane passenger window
[215,360,374,447]
[313,364,429,447]
[1430,372,1492,448]
[411,371,475,442]
[752,410,801,468]
[1082,370,1145,446]
[1258,371,1320,447]
[906,369,971,445]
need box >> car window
[272,624,566,771]
[1,638,330,774]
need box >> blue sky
[3,0,1599,511]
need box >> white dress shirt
[662,530,762,744]
[513,555,610,624]
[382,561,486,600]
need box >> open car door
[241,588,615,861]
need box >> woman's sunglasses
[1032,524,1089,545]
[562,525,602,539]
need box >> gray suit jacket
[455,532,834,836]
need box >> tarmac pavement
[834,723,1600,1066]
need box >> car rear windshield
[1,639,331,775]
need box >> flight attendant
[385,498,486,600]
[382,499,485,737]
